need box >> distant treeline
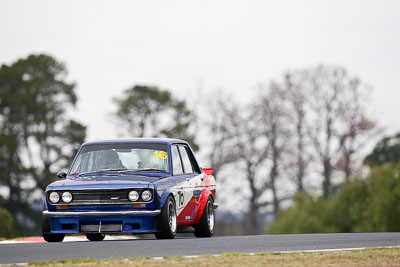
[203,66,383,234]
[268,159,400,234]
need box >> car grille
[52,188,152,205]
[70,189,131,205]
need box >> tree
[233,104,269,234]
[0,54,86,235]
[335,78,378,180]
[284,65,377,197]
[256,83,291,216]
[329,177,370,232]
[364,132,400,166]
[113,85,198,150]
[0,208,14,238]
[284,73,311,193]
[366,162,400,231]
[267,194,336,234]
[307,66,348,198]
[205,85,290,234]
[160,100,198,151]
[204,91,240,178]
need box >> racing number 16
[153,151,167,159]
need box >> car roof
[82,138,189,146]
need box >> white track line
[278,246,400,253]
[147,245,400,260]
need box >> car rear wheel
[43,233,65,242]
[194,197,215,237]
[155,195,177,239]
[86,233,105,241]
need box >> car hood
[47,175,163,190]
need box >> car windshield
[69,143,169,175]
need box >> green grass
[24,247,400,267]
[29,258,97,265]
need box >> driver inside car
[98,149,126,170]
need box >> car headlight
[61,192,73,203]
[49,192,60,204]
[128,190,139,202]
[141,190,152,202]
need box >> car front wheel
[43,233,65,242]
[42,213,65,242]
[155,195,177,239]
[86,233,105,241]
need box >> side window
[171,145,183,175]
[179,146,194,174]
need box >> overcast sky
[1,0,399,145]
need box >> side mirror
[57,171,67,179]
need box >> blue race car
[42,138,217,242]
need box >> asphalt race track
[1,233,400,265]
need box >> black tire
[155,195,177,239]
[42,213,65,242]
[194,197,215,238]
[86,233,105,241]
[43,233,65,242]
[42,213,51,234]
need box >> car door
[170,144,187,216]
[176,144,203,223]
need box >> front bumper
[43,210,161,216]
[43,209,160,234]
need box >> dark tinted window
[172,145,183,175]
[179,146,194,174]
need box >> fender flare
[196,188,213,220]
[159,189,175,210]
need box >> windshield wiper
[77,168,127,176]
[76,168,168,177]
[129,168,168,173]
